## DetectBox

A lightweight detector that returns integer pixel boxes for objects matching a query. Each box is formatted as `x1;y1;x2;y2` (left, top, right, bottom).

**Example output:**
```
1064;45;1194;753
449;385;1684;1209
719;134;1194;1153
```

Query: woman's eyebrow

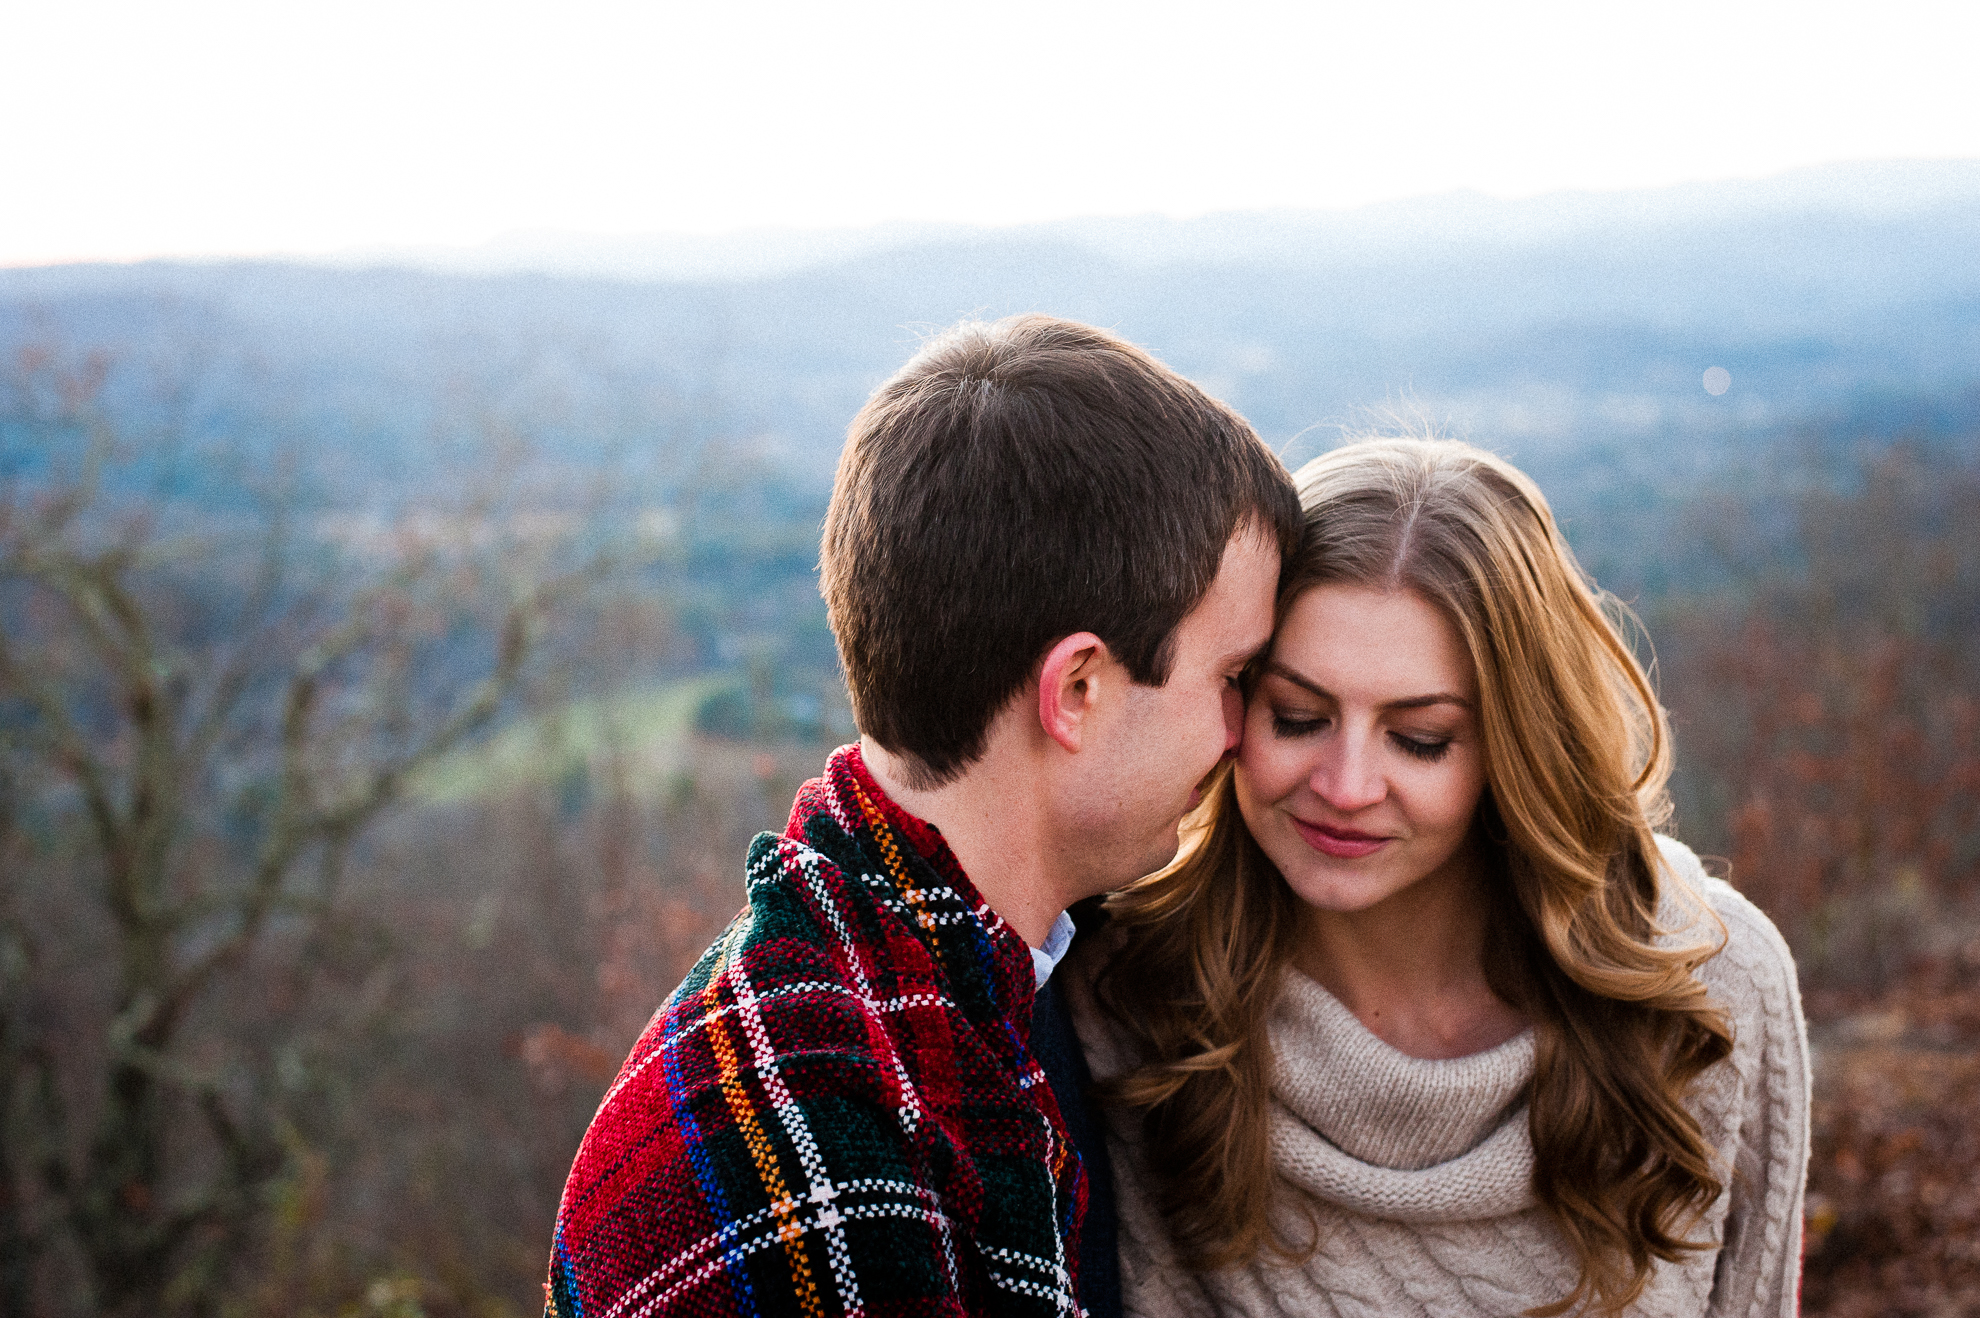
1387;693;1473;711
1261;660;1472;711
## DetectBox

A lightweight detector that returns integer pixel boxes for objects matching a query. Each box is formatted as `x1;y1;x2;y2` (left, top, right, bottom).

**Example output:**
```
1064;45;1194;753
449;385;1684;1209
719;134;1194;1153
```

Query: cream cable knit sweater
1070;836;1810;1318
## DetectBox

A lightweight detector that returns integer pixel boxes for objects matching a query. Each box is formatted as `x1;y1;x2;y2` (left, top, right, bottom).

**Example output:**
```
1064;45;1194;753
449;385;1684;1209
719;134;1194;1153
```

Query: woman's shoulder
1652;834;1802;1019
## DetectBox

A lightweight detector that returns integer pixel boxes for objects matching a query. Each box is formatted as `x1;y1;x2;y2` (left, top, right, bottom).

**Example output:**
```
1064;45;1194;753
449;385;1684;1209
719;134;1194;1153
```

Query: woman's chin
1278;866;1409;916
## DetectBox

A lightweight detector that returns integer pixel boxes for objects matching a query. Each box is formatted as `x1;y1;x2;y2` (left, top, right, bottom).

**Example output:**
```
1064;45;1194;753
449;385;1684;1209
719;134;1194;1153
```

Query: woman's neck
1292;854;1527;1061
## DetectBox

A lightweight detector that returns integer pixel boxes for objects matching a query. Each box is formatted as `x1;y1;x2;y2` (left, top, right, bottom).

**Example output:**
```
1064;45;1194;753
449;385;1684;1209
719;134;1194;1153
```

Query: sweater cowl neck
1267;971;1538;1223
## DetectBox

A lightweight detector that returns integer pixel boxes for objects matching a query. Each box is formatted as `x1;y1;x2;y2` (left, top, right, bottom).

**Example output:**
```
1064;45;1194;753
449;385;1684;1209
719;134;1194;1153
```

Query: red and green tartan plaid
544;744;1088;1317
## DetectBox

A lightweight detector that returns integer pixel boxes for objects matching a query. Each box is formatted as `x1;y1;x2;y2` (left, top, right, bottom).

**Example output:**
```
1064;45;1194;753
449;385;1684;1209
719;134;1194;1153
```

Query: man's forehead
1182;529;1279;648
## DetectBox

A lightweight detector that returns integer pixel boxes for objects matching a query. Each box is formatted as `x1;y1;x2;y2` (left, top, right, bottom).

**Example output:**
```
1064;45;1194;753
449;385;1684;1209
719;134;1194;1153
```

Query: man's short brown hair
821;315;1301;787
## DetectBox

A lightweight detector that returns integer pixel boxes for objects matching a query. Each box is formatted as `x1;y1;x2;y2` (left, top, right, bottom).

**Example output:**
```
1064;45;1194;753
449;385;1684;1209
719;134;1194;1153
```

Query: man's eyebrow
1261;659;1472;711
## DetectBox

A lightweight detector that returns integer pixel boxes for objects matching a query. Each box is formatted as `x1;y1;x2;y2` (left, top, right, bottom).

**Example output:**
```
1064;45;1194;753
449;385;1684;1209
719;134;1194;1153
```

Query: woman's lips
1290;817;1391;859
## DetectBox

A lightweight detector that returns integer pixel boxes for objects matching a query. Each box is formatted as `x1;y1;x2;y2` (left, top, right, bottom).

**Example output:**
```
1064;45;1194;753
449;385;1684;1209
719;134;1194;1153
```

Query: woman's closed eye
1269;707;1456;762
1270;708;1329;738
1389;731;1454;762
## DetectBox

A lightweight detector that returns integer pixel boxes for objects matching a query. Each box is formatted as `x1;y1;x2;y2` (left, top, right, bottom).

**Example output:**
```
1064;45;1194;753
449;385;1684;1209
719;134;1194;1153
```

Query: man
545;315;1299;1317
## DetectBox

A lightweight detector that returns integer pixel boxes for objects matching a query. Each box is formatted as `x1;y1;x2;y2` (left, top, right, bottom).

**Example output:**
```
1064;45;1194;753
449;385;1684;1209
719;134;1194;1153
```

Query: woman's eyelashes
1266;705;1456;762
1389;732;1454;762
1271;712;1325;738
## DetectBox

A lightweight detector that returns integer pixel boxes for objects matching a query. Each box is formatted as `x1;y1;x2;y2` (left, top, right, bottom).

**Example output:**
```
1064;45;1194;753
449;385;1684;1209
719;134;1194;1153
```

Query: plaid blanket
544;744;1087;1317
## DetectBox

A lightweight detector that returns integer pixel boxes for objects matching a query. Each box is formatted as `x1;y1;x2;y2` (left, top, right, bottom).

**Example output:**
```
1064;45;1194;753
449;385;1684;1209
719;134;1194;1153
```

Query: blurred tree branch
0;345;611;1316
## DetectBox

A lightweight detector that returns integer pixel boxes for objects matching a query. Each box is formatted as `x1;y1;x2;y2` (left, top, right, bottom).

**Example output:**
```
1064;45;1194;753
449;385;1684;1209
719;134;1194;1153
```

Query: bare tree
0;347;603;1316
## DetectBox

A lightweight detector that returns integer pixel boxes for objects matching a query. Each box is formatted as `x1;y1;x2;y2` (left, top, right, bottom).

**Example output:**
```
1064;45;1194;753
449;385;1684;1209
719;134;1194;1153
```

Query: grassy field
409;676;737;805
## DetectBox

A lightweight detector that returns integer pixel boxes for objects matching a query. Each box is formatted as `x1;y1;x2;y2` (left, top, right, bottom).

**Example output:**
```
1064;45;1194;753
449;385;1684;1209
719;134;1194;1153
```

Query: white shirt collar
1030;910;1078;988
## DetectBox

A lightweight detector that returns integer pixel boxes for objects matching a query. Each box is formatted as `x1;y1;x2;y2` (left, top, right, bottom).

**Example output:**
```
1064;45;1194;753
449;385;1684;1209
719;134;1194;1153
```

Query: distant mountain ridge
302;158;1980;282
4;157;1977;591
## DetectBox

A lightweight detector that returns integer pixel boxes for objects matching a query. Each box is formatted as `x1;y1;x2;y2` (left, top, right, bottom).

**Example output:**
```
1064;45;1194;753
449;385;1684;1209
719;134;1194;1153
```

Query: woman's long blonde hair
1096;438;1733;1317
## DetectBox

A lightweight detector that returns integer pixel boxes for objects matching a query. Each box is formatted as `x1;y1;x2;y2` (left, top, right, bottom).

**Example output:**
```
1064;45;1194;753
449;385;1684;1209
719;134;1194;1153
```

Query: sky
6;0;1980;266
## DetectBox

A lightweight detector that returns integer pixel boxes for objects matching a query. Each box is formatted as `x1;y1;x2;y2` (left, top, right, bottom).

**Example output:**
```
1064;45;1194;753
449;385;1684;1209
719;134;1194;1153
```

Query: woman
1070;438;1808;1317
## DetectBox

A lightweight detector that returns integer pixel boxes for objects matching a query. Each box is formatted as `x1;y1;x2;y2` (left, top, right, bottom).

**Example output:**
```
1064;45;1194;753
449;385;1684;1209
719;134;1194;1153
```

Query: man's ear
1036;632;1108;755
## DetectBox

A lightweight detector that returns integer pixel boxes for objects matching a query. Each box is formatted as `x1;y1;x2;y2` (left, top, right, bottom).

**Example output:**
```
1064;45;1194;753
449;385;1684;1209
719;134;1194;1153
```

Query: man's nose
1221;683;1244;755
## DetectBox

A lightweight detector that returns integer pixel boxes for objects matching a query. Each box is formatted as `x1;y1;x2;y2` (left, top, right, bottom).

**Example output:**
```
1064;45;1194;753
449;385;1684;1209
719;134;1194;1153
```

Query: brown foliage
1664;444;1980;985
1802;948;1980;1316
1658;441;1980;1314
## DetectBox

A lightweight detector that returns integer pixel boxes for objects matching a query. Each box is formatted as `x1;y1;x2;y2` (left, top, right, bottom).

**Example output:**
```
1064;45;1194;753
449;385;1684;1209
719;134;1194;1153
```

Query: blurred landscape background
4;158;1979;1316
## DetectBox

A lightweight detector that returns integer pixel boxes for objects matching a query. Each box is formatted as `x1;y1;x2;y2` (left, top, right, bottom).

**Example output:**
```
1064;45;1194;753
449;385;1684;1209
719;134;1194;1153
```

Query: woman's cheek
1429;750;1488;833
1248;735;1301;800
1236;710;1274;779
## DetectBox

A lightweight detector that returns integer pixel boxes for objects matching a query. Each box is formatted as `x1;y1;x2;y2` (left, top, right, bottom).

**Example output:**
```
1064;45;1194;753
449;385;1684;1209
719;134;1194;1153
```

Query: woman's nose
1309;735;1386;812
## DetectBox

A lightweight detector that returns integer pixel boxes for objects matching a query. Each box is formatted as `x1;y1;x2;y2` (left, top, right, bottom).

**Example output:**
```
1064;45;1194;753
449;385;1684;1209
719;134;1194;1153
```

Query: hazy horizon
11;155;1980;284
